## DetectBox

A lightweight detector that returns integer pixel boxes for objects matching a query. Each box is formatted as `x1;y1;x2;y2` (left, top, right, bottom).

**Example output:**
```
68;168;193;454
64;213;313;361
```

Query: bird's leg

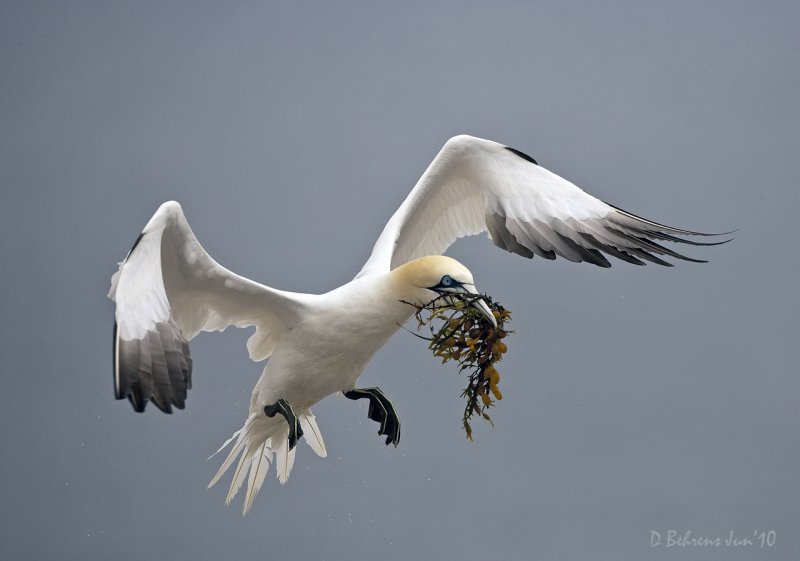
344;387;401;447
264;398;304;451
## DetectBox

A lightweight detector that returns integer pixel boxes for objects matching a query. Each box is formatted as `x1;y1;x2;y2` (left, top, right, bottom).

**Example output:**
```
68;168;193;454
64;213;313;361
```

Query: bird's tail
208;408;327;515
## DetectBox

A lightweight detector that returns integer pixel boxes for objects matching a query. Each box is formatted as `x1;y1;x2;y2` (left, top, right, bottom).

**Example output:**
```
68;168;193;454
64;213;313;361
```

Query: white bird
108;134;724;514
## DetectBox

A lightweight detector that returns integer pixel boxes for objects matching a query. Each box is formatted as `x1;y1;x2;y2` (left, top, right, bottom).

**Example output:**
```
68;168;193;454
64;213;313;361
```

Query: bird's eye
429;274;462;293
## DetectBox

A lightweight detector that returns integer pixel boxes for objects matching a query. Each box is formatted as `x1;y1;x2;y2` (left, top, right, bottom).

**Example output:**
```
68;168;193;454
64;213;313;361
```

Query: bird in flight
108;135;726;514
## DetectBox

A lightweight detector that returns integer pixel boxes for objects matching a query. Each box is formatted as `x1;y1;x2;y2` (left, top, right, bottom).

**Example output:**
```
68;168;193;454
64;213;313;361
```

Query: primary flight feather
108;134;725;514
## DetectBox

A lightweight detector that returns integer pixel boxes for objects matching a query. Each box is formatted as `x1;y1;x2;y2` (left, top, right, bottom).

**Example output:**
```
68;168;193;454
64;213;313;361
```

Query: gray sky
1;1;798;559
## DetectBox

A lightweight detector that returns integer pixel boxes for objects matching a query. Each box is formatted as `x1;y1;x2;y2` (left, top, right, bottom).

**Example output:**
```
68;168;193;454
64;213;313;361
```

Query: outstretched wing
356;135;727;277
108;201;306;413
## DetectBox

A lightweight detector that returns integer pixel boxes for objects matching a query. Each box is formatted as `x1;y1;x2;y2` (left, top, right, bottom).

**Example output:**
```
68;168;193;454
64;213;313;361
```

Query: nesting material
409;294;512;440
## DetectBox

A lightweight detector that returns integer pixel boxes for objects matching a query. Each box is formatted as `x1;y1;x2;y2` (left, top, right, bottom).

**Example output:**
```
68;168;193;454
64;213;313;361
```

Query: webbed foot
344;387;401;447
264;398;304;451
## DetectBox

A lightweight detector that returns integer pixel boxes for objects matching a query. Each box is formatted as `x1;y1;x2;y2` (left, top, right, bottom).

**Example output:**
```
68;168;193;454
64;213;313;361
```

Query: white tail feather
226;450;251;505
299;411;327;457
208;409;326;514
208;423;251;489
273;431;291;484
208;428;242;460
245;452;259;507
243;442;270;515
248;444;271;508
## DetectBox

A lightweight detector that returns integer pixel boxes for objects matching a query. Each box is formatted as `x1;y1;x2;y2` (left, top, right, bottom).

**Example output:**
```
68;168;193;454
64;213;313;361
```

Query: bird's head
390;255;497;328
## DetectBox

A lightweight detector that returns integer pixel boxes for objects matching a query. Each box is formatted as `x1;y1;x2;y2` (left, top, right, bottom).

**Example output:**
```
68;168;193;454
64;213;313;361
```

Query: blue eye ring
428;275;462;293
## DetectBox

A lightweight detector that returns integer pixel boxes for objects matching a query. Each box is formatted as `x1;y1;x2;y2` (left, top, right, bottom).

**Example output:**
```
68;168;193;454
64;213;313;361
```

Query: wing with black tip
108;202;306;413
356;135;728;277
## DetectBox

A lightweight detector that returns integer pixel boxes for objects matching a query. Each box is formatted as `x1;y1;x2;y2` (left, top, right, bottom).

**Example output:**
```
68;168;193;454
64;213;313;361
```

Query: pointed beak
465;286;497;329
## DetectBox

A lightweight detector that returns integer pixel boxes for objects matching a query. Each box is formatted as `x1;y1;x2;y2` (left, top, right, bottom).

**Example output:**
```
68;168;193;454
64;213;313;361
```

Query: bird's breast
253;288;415;411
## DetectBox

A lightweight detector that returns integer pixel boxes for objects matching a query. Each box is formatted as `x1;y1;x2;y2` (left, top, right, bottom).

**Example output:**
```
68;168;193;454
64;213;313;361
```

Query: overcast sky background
1;2;798;560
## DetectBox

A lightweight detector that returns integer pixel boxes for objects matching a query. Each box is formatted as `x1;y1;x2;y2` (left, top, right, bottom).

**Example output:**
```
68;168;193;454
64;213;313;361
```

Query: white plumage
109;135;724;514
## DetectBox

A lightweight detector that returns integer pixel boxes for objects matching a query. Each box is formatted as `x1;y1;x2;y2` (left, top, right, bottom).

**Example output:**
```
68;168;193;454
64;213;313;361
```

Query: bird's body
109;135;726;513
252;270;419;411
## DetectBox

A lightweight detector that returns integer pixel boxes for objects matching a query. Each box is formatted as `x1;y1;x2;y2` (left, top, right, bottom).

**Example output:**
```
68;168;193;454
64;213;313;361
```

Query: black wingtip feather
577;233;647;266
125;232;145;259
605;201;733;238
114;319;192;415
505;146;539;165
653;231;735;247
113;320;121;399
128;388;147;413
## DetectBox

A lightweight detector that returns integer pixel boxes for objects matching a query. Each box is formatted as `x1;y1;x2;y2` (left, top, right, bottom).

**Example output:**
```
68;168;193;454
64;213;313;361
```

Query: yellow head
390;256;496;327
391;255;473;290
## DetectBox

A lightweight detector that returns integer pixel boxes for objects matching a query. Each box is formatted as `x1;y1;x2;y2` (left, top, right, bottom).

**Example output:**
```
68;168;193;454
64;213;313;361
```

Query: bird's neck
323;272;420;330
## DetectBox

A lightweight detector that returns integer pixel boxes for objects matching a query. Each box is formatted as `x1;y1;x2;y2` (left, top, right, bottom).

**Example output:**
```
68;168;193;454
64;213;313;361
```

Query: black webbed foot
344;387;401;447
264;398;304;451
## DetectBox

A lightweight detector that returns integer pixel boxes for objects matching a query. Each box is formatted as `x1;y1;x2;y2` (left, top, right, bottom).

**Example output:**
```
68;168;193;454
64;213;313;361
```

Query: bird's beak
464;286;497;329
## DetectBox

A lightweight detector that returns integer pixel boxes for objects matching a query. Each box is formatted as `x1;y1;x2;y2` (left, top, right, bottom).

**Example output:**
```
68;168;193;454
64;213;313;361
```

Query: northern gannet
108;135;725;513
